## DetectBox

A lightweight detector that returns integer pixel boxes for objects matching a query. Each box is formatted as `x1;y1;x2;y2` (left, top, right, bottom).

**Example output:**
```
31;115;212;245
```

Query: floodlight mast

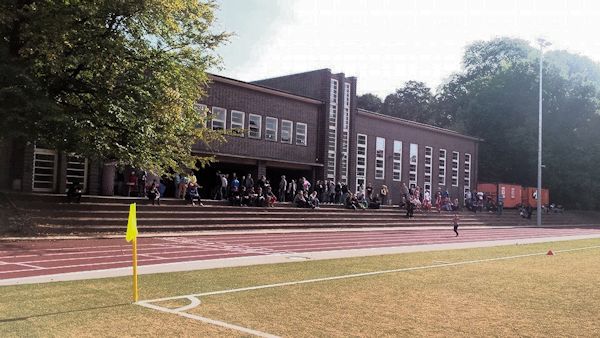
537;38;551;226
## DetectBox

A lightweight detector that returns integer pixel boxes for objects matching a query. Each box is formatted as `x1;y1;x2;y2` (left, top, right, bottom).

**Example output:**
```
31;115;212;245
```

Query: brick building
1;68;480;202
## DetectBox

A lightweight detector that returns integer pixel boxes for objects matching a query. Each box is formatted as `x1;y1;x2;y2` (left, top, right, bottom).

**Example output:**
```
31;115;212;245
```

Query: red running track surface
1;226;600;280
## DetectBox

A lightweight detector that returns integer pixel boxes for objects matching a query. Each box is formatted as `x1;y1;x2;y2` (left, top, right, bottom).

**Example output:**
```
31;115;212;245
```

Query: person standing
278;175;287;202
244;173;254;190
497;192;504;215
379;185;389;206
406;199;414;218
453;214;460;236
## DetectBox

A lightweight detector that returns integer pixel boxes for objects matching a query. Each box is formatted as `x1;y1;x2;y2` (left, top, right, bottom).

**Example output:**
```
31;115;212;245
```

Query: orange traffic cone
547;250;554;256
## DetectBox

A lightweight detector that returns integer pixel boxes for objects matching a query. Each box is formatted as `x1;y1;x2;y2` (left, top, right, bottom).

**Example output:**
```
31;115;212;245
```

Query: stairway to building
3;192;599;236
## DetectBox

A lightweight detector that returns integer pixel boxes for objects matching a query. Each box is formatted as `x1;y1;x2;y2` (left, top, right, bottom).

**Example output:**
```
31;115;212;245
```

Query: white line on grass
136;244;600;337
138;299;280;338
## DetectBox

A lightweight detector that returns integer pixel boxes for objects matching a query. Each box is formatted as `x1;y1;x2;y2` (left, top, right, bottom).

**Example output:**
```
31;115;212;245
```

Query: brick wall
354;110;479;204
195;78;323;166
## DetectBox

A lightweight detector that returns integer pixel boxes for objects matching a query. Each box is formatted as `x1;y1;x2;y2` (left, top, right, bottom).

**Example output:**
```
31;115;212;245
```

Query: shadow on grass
0;303;131;323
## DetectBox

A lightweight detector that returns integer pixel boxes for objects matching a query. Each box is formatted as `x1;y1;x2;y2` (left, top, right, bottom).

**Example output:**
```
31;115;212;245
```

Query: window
452;151;459;187
438;149;447;186
424;146;433;191
356;134;367;190
409;143;418;188
340;82;351;184
194;103;207;128
375;137;385;180
327;78;339;180
230;110;245;136
248;114;262;139
464;153;471;193
296;122;307;146
330;79;339;104
393;141;402;181
281;120;293;144
211;107;226;130
66;154;88;193
265;117;278;141
32;147;58;192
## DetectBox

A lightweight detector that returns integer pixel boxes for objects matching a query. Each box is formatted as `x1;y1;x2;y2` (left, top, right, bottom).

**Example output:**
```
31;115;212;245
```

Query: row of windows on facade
355;134;472;192
197;105;308;146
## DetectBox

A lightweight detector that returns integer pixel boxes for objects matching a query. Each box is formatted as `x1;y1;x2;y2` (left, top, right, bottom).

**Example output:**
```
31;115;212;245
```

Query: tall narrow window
424;146;433;191
211;107;226;130
409;143;418;188
452;151;459;187
438;149;447;186
296;122;307;146
66;154;88;193
464;153;472;193
32;147;58;192
327;78;339;180
230;110;245;136
265;117;278;141
356;134;367;189
393;141;402;181
248;114;262;139
340;82;351;184
375;137;385;180
281;120;293;144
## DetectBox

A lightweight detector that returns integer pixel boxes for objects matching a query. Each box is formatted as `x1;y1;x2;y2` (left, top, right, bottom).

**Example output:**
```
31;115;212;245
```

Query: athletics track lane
1;226;600;280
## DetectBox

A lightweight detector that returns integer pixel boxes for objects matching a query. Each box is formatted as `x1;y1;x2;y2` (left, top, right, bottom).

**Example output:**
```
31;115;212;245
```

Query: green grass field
2;239;600;337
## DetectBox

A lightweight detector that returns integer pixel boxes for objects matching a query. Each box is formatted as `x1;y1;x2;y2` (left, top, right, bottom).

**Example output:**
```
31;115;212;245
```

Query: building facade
1;68;480;202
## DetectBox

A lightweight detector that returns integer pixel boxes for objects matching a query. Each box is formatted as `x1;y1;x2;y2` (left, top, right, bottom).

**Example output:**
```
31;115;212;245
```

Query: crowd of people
102;169;557;220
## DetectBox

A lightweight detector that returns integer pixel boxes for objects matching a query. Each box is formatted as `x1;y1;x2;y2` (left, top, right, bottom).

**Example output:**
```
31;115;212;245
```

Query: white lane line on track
137;245;600;338
1;227;596;259
13;262;44;269
2;229;599;268
0;252;259;275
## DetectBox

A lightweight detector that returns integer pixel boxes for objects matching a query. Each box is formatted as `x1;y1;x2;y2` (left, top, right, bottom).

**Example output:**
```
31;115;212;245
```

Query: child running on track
453;214;460;236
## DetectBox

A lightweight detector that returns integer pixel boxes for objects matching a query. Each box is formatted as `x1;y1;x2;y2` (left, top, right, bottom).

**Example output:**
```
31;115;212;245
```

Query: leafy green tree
0;0;228;173
381;81;434;123
439;37;600;209
357;93;383;112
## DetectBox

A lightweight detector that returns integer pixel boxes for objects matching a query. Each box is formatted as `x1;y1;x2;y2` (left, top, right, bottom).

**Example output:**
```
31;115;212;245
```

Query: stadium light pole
537;38;551;227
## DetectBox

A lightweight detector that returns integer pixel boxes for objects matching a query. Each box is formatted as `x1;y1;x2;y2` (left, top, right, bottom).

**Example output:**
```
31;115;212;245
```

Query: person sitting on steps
147;180;161;205
187;182;203;206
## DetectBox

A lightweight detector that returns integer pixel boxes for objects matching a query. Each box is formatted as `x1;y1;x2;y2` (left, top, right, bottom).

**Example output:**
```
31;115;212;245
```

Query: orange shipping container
498;183;522;208
521;187;550;208
476;183;496;196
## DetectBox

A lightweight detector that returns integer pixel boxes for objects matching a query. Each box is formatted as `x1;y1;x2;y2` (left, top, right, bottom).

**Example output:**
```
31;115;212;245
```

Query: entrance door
32;148;58;192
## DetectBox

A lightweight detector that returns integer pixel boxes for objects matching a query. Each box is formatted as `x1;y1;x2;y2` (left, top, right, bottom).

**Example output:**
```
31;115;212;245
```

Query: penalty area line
136;244;600;337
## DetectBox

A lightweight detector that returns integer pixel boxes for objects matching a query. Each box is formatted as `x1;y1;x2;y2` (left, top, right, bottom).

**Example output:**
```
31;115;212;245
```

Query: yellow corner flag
126;203;138;242
126;203;139;302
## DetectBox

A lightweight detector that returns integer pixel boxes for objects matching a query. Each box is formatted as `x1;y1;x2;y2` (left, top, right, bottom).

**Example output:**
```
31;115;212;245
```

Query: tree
381;81;433;123
439;37;600;209
356;93;382;112
0;0;229;173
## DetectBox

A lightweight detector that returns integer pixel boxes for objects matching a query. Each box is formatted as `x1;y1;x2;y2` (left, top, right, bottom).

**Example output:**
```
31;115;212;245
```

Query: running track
2;226;600;281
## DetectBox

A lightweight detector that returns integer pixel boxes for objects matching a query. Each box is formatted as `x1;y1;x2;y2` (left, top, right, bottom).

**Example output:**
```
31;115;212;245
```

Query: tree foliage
439;38;600;209
0;0;228;173
356;93;382;112
381;81;434;123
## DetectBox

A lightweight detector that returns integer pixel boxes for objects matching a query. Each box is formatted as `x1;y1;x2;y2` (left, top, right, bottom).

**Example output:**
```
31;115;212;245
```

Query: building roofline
208;74;324;105
250;68;332;83
357;108;483;142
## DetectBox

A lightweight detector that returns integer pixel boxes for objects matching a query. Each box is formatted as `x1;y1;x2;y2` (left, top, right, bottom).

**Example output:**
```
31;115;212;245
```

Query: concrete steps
3;191;598;235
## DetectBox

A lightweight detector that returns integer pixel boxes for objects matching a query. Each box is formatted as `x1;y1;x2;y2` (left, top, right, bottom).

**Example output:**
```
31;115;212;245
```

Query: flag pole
132;237;139;302
126;202;139;303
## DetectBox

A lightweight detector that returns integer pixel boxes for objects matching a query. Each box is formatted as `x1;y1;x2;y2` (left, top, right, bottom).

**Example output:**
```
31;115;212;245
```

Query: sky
211;0;600;97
